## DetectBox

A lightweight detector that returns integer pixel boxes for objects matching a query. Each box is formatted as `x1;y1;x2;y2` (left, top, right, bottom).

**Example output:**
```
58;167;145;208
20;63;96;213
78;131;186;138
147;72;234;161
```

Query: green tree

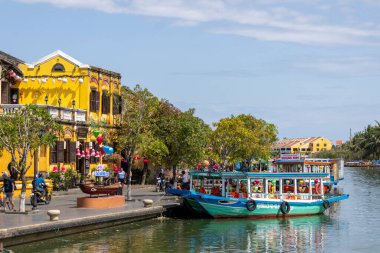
117;85;159;199
155;100;211;184
0;105;61;212
210;114;278;167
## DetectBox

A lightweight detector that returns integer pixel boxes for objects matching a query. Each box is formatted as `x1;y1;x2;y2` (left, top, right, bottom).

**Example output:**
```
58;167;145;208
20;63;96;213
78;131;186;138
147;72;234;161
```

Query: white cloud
15;0;380;46
294;57;380;76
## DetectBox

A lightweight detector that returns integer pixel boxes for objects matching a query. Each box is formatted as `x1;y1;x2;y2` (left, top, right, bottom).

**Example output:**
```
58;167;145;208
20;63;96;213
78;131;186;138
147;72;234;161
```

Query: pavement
0;184;179;246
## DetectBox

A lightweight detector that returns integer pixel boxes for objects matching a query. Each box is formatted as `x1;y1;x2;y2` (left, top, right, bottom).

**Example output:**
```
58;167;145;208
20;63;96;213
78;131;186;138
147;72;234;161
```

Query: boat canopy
189;171;329;179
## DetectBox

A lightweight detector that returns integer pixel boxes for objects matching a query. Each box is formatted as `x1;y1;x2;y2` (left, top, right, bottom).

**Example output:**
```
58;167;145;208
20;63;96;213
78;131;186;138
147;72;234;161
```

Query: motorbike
156;177;166;192
30;185;52;205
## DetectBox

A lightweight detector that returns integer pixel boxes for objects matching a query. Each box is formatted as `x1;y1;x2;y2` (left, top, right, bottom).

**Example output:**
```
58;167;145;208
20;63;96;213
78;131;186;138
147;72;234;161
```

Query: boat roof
190;171;329;179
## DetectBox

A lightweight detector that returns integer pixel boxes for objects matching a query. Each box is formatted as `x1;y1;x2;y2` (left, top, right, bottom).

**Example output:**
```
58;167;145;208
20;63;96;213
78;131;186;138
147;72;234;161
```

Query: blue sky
1;0;380;142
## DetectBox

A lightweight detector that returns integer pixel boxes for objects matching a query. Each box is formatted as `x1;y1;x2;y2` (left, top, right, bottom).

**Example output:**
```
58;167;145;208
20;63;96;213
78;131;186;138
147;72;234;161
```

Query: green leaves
0;104;62;175
209;114;278;166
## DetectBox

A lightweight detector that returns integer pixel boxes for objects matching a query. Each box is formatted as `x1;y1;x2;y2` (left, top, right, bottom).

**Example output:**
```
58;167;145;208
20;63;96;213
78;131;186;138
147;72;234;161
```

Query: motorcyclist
35;173;46;198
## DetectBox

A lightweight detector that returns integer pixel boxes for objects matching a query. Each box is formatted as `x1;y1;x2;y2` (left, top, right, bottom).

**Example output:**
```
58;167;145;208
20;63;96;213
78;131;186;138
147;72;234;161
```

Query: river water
10;167;380;253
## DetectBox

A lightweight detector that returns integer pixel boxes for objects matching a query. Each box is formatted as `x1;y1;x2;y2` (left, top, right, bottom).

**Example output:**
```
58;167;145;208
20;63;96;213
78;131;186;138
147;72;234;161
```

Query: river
10;167;380;253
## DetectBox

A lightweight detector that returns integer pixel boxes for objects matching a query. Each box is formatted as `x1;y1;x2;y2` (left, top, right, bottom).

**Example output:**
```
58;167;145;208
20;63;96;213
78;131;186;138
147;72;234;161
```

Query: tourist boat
271;154;345;187
79;183;120;195
181;171;348;218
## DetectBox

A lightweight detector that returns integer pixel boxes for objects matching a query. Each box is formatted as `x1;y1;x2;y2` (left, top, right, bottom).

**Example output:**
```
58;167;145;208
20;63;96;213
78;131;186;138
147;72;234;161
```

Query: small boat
182;171;349;219
79;183;120;195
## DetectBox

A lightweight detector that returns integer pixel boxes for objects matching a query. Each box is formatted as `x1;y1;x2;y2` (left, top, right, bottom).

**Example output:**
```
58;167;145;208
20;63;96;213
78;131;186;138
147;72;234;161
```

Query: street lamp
44;95;48;105
33;129;45;210
58;98;61;107
72;100;76;108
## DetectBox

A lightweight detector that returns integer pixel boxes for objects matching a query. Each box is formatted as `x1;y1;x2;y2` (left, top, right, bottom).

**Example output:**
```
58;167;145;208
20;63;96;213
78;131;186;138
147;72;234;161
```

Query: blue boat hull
184;193;349;219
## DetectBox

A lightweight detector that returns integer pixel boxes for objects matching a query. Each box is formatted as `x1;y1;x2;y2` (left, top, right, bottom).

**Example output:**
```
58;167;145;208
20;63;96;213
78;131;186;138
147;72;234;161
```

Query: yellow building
273;137;333;154
0;50;121;177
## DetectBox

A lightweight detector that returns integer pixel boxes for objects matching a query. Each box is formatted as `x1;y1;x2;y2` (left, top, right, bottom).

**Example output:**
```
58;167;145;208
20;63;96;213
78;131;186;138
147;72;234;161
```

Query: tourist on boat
314;179;322;194
284;180;291;193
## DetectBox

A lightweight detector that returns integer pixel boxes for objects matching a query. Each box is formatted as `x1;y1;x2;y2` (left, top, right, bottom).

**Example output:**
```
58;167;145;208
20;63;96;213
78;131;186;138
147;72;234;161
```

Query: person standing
2;172;15;211
117;169;126;195
181;170;190;190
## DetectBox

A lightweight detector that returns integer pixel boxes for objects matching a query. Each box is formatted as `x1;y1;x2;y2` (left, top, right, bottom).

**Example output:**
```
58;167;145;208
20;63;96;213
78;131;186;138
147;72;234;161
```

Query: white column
247;178;251;198
309;179;312;200
294;179;298;195
265;179;268;197
222;178;226;197
190;175;193;191
320;178;324;196
279;179;283;196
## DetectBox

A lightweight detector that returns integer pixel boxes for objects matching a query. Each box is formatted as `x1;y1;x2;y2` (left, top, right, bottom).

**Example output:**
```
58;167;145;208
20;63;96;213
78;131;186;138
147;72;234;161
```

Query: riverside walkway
0;185;179;247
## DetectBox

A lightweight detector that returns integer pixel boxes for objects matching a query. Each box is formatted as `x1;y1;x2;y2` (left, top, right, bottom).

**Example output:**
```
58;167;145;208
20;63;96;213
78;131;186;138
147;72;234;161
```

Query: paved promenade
0;185;178;247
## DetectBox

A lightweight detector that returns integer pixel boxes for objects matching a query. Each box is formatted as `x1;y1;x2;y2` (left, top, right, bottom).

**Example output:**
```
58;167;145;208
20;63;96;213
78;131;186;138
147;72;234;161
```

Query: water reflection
12;215;330;253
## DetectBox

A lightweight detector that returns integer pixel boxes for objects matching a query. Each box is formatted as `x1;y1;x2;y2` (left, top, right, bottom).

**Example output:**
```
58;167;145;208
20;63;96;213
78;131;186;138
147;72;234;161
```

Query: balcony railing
0;104;87;123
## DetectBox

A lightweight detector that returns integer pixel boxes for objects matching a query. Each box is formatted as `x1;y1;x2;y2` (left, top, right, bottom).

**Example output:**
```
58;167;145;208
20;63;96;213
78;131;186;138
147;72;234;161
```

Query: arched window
52;63;65;72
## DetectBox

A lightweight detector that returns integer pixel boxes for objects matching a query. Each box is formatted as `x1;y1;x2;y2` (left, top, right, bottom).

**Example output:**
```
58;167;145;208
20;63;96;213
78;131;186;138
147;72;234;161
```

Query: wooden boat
181;171;349;219
79;183;120;195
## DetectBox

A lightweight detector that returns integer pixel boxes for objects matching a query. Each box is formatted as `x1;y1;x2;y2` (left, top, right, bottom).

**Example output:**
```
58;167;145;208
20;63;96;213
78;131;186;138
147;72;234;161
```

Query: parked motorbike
30;185;52;205
156;177;166;192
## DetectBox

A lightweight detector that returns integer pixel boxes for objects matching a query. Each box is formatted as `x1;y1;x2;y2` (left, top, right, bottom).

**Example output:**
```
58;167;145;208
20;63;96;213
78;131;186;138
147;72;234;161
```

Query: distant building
272;137;333;154
336;140;343;146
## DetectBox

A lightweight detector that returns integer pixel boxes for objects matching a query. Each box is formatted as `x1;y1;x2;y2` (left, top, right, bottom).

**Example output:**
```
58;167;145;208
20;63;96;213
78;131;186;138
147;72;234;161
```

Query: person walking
2;172;15;211
117;169;126;195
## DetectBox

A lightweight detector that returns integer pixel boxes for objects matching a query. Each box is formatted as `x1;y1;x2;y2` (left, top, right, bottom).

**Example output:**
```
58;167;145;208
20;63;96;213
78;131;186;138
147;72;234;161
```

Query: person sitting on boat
268;181;273;194
315;179;322;195
284;180;291;193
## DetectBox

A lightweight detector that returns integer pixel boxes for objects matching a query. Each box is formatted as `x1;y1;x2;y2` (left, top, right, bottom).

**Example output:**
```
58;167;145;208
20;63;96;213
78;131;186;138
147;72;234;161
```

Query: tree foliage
154;100;211;180
314;122;380;160
209;114;278;166
117;85;159;196
0;105;61;211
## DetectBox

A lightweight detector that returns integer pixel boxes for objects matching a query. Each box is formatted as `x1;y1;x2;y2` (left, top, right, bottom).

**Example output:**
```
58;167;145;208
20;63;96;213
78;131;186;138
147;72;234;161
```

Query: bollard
142;199;153;208
47;210;61;221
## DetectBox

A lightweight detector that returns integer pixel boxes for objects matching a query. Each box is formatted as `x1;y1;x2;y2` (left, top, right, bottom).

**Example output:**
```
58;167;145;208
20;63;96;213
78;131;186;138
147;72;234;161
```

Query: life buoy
246;200;257;212
280;201;290;214
322;200;330;209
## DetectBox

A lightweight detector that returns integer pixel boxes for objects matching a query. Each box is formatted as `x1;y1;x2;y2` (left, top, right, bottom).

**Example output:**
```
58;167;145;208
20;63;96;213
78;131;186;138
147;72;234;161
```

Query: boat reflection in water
11;214;329;253
192;215;328;253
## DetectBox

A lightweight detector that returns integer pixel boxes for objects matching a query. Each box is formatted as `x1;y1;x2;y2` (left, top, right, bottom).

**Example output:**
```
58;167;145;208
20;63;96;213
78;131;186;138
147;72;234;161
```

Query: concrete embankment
0;186;182;247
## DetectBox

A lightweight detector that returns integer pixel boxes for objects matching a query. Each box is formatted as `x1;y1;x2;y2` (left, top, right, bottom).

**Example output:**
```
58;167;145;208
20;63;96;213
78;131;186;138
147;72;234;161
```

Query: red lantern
143;158;148;164
196;163;201;169
96;136;103;145
61;166;66;172
81;150;85;158
86;151;90;158
76;148;81;156
95;151;100;158
213;164;219;169
91;149;96;156
52;166;58;172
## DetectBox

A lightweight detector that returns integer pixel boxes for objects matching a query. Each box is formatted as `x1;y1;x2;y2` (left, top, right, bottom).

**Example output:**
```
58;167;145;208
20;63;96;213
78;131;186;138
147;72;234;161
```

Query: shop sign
94;171;109;177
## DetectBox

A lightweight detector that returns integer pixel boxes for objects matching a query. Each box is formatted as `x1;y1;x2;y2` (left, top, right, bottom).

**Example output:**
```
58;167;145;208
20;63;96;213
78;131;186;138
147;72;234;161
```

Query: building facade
0;50;122;177
273;137;333;154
